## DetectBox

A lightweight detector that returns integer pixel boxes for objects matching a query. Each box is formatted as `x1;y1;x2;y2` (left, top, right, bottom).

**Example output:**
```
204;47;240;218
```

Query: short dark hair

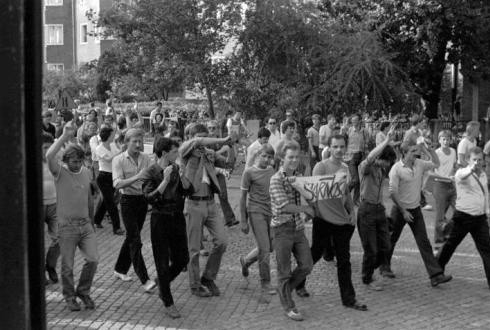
400;141;416;155
156;101;162;106
42;132;54;144
62;143;85;163
379;145;397;164
189;123;208;137
328;134;346;147
99;126;114;142
281;120;295;134
258;127;271;139
129;113;138;121
379;121;390;132
153;136;179;158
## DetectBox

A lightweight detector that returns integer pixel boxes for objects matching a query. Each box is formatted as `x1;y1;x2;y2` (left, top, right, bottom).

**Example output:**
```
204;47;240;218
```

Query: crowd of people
41;101;490;322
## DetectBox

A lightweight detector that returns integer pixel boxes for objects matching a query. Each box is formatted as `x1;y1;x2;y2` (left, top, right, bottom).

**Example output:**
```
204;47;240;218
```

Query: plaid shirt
269;167;304;230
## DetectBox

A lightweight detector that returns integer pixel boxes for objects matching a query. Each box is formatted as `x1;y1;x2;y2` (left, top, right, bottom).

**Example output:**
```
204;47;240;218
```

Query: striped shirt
269;167;304;230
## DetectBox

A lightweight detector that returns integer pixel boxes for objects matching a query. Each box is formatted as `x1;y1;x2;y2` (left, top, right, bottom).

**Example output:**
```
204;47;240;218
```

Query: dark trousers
357;202;391;284
348;152;363;204
437;211;490;287
94;171;121;232
386;206;442;278
151;210;189;307
297;219;356;306
114;195;149;284
217;173;236;224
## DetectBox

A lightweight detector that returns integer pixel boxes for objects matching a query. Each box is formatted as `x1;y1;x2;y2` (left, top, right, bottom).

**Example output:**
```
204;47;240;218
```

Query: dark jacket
141;163;185;212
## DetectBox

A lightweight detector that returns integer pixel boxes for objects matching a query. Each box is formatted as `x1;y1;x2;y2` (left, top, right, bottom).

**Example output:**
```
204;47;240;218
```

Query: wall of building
76;0;101;66
44;0;74;70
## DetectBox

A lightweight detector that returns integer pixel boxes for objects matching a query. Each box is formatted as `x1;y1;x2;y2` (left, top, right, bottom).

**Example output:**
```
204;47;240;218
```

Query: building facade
43;0;115;71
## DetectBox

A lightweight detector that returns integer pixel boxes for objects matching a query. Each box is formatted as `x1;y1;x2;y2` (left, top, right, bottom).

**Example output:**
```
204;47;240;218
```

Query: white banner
294;173;349;202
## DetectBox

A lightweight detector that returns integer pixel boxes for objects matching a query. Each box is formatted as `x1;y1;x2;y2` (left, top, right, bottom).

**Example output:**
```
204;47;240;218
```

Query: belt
360;199;383;206
188;195;214;201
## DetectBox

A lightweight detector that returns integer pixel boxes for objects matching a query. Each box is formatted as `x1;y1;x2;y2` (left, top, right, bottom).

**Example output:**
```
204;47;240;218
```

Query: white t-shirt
319;124;333;149
267;128;281;151
457;137;476;165
245;140;262;169
435;147;456;178
95;143;121;173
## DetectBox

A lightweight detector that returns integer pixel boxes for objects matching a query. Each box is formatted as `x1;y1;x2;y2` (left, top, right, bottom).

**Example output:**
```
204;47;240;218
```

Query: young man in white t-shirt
433;130;457;249
457;121;480;167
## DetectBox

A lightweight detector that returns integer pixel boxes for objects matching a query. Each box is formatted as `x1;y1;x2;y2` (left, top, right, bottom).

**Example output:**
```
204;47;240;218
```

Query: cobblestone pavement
46;176;490;329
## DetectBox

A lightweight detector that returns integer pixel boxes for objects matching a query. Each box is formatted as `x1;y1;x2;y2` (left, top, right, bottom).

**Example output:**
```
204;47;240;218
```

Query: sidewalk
46;175;490;329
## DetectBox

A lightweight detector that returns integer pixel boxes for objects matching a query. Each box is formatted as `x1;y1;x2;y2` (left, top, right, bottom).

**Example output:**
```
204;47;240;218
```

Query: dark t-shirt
42;123;56;138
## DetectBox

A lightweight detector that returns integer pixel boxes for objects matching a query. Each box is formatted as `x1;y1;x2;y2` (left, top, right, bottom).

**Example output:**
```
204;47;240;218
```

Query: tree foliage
92;0;243;118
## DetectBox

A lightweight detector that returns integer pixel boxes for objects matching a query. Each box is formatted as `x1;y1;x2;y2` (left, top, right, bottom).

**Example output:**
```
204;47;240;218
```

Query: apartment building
43;0;115;71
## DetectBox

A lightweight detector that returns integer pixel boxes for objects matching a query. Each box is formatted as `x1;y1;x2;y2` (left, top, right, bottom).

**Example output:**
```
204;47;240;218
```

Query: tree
320;0;490;119
92;0;243;118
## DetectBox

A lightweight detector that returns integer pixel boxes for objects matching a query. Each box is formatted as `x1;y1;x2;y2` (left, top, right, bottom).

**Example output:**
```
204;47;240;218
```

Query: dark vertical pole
0;0;45;329
25;0;46;327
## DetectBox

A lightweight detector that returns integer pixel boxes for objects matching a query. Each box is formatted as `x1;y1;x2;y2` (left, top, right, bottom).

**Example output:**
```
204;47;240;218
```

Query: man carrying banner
269;141;314;321
357;126;397;290
294;134;367;311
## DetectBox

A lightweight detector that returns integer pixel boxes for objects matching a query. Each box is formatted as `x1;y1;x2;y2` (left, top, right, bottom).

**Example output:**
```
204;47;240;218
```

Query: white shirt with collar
267;127;281;151
455;166;489;216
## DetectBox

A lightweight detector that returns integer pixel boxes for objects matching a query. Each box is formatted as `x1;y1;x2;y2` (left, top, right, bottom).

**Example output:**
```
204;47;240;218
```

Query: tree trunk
205;85;215;119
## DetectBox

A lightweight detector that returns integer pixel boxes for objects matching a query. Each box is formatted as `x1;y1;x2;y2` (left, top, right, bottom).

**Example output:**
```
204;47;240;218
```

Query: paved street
46;175;490;330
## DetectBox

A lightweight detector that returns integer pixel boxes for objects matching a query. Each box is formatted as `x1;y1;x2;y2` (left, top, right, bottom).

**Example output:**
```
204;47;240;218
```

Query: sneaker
165;305;181;319
431;274;453;287
296;287;310;298
113;228;125;236
240;257;249;278
285;308;304;321
114;271;133;282
201;277;220;296
65;298;81;311
143;279;157;293
365;280;383;291
46;266;58;283
76;293;95;309
191;285;212;298
380;268;396;279
261;283;276;295
422;204;433;211
200;249;209;257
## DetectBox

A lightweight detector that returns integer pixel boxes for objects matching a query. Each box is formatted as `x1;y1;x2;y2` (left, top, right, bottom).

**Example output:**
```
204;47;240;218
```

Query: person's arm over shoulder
141;166;162;205
454;166;473;181
358;159;370;176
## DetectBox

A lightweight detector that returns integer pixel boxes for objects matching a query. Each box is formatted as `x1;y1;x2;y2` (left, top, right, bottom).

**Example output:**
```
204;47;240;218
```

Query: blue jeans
432;181;456;244
185;199;227;289
272;222;313;311
58;218;99;299
244;212;272;285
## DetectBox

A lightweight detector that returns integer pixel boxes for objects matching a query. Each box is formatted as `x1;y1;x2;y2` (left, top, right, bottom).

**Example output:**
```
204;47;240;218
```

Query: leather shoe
240;257;249;277
344;301;368;311
165;305;181;319
113;228;125;236
46;266;58;283
201;277;220;296
431;274;452;287
296;288;310;298
191;285;212;298
76;293;95;309
66;298;81;311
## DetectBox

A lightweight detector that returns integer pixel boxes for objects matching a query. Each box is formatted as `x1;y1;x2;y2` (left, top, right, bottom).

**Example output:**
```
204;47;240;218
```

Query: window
47;63;64;72
45;0;63;5
80;24;88;44
79;0;86;7
45;25;63;45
